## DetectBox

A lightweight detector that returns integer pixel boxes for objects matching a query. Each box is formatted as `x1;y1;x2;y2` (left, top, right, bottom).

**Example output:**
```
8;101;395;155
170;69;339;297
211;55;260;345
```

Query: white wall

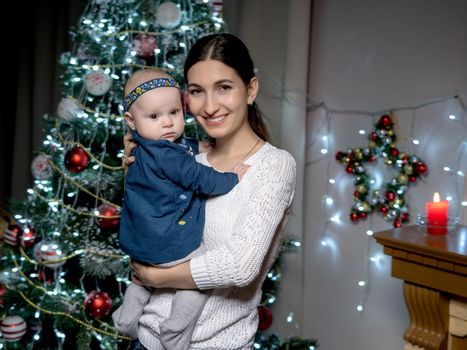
225;1;467;349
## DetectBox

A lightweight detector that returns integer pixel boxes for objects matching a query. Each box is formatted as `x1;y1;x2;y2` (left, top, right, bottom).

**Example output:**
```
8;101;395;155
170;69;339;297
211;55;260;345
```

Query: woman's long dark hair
184;33;271;142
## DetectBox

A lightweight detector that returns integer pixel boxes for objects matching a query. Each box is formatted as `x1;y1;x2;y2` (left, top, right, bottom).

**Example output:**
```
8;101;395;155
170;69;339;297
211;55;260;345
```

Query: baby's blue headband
123;78;180;112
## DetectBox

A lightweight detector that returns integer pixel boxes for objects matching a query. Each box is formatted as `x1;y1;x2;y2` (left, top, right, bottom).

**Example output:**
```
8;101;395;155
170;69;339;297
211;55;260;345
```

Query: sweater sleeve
157;143;238;195
190;150;297;289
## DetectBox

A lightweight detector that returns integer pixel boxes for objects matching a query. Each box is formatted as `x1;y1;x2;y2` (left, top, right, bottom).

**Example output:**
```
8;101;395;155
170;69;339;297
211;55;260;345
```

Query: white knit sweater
138;143;296;350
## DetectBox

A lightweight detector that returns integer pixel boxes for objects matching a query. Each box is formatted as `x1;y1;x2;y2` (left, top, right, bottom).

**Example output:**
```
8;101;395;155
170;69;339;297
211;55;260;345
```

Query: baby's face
129;87;185;142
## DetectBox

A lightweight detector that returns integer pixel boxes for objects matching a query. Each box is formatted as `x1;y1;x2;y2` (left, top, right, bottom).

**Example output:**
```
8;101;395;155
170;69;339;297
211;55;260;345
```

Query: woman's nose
204;93;219;116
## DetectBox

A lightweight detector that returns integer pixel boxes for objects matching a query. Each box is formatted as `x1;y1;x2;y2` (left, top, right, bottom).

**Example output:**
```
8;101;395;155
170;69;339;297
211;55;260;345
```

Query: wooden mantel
374;224;467;350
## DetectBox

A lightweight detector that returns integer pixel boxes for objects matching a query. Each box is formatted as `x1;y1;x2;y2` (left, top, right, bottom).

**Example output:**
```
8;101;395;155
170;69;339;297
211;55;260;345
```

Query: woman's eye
219;84;232;92
188;88;201;95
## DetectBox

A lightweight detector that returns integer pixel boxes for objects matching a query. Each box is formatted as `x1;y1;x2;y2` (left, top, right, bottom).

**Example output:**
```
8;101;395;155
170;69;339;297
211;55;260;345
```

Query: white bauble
39;241;66;270
84;69;112;96
31;154;53;180
57;97;81;121
0;315;27;342
155;2;182;29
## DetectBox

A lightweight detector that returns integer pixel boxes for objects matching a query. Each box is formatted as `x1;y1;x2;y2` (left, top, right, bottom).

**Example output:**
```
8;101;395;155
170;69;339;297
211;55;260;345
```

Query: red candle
425;192;448;235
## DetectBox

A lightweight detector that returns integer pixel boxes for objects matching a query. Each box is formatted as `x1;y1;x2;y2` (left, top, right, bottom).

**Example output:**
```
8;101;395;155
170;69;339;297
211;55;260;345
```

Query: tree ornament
257;305;273;331
84;290;113;319
336;114;427;226
4;224;22;247
84;69;112;96
210;0;224;17
33;241;45;263
64;145;90;173
20;225;37;249
95;204;120;230
31;154;53;180
155;1;182;29
56;97;82;121
132;33;157;58
39;242;66;270
0;315;27;342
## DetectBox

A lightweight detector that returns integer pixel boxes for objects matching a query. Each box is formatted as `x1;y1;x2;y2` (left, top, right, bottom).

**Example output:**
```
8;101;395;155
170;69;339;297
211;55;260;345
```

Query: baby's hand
231;163;250;181
122;132;137;172
199;139;214;153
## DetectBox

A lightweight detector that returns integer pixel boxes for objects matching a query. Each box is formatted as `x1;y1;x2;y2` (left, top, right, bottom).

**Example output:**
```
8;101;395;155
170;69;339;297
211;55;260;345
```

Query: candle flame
433;192;440;202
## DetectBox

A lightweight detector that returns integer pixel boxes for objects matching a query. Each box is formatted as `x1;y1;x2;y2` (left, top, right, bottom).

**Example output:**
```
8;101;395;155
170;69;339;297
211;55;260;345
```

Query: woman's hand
131;261;197;289
122;132;137;171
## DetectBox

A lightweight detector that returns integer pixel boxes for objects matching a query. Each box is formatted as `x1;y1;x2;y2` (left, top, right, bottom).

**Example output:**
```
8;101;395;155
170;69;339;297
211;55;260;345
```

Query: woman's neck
208;129;264;172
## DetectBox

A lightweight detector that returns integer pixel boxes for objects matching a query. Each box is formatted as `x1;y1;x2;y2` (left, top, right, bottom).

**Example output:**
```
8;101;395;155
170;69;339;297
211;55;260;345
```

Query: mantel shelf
374;224;467;350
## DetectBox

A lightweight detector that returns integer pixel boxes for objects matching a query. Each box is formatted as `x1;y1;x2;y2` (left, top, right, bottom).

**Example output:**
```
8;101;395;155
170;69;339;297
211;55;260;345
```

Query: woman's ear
247;77;259;105
124;112;136;130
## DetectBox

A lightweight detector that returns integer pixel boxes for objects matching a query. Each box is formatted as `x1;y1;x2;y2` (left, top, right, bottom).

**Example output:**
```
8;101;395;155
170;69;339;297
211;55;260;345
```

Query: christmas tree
0;1;317;349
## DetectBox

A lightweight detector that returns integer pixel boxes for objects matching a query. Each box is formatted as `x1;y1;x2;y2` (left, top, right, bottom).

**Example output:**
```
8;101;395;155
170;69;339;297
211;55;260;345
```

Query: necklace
230;138;262;170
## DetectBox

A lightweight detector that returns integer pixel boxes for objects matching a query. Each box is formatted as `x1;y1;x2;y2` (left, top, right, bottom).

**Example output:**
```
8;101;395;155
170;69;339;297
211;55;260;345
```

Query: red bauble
20;226;37;249
380;205;389;214
335;151;345;161
386;191;396;201
379;114;393;128
408;175;417;183
359;212;367;220
84;290;112;319
95;204;120;230
350;212;359;222
257;305;273;331
389;148;399;157
400;212;409;223
345;165;354;174
132;33;157;58
64;146;89;173
415;161;428;175
393;218;402;228
370;132;378;141
4;224;22;247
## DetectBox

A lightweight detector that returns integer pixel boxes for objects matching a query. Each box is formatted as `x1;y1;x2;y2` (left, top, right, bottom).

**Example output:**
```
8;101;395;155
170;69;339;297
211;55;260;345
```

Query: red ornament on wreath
95;204;120;230
84;290;112;319
4;224;22;247
132;33;157;58
257;305;273;331
64;146;89;173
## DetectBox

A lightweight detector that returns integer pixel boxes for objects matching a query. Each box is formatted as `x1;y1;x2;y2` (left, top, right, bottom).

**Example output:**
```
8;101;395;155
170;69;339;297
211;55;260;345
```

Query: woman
122;33;296;350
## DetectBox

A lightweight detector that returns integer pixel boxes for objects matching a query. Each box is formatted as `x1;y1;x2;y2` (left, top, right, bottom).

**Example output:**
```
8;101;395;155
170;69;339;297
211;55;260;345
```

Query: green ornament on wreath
336;114;428;228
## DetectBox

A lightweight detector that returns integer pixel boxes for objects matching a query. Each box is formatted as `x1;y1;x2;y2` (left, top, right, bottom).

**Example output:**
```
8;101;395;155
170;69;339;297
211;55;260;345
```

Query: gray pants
112;245;208;350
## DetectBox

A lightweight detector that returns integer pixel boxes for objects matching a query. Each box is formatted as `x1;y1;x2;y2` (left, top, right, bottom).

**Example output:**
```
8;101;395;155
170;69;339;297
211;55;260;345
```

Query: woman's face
186;59;258;140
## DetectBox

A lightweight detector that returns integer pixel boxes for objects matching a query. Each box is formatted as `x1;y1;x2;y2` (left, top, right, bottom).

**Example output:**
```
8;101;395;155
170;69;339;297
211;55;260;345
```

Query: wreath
336;114;428;227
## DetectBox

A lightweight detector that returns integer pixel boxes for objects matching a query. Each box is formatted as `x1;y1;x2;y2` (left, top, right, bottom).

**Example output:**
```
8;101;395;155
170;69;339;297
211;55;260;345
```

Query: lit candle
425;192;448;235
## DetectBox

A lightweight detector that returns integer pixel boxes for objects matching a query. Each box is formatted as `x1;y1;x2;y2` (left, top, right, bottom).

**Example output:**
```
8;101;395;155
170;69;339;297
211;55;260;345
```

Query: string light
308;94;467;314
